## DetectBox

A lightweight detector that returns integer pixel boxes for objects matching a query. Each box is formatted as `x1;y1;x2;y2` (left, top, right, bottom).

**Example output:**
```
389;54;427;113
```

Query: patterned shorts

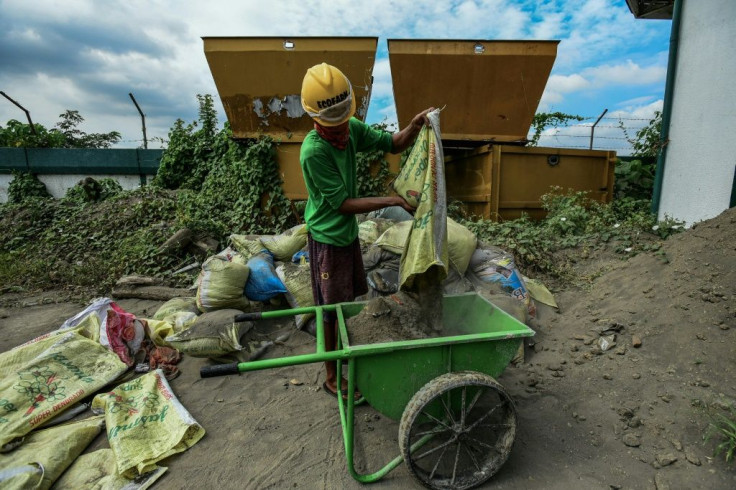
308;235;368;322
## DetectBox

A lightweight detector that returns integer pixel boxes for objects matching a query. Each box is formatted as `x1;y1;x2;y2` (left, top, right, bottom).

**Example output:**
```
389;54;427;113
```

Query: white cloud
583;60;666;85
0;0;671;147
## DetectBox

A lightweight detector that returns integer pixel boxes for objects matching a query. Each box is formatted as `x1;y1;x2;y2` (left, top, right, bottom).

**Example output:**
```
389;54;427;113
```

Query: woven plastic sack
0;332;127;450
275;263;314;330
59;297;113;330
0;313;101;379
391;124;433;208
244;251;287;302
92;369;205;477
358;219;395;248
0;415;105;490
196;255;251;312
54;448;166;490
228;234;267;259
143;319;175;348
152;297;199;331
445;218;477;274
164;309;250;358
214;246;249;266
153;297;199;321
259;224;308;262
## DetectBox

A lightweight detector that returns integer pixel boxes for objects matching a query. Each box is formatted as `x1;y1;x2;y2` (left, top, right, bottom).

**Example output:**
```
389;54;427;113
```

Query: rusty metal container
202;37;616;213
445;145;616;220
387;39;615;219
388;39;558;143
203;37;379;142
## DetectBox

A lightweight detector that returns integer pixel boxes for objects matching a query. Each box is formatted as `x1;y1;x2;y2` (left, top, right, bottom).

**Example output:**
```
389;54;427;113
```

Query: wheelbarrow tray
340;292;534;420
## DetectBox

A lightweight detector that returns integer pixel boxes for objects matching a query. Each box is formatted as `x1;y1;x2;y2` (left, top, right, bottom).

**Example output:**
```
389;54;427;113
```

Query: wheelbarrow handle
200;362;240;378
234;312;263;322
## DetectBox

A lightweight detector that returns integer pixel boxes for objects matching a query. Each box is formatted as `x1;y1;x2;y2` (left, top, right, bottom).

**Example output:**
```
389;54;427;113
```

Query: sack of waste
53;297;146;367
165;309;252;358
390;120;437;209
259;224;308;262
0;415;105;490
367;205;413;222
196;255;251;313
152;297;199;331
213;246;249;266
228;234;266;259
358;218;396;249
0;331;127;450
0;312;101;378
53;448;167;490
244;251;287;302
468;243;536;318
275;262;314;330
375;217;476;276
92;369;205;477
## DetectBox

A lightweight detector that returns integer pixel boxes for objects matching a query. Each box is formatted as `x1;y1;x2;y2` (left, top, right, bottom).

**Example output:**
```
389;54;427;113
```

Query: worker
300;62;432;400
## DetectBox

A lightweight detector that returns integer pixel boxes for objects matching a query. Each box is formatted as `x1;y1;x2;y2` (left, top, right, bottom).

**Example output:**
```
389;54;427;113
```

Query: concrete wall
659;0;736;225
0;174;152;201
0;148;163;202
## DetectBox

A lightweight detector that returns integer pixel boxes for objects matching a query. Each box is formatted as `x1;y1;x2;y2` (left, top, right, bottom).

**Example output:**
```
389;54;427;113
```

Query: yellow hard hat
301;63;356;127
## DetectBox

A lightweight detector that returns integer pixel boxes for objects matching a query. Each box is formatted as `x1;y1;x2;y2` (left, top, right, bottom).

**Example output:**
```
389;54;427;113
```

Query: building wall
0;174;152;202
0;148;162;202
659;0;736;225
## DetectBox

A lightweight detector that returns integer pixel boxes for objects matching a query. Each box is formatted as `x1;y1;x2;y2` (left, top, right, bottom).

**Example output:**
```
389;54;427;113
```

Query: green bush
7;171;51;203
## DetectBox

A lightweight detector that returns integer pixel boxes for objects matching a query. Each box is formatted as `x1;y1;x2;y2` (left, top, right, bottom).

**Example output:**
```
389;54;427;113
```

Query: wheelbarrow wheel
398;371;517;490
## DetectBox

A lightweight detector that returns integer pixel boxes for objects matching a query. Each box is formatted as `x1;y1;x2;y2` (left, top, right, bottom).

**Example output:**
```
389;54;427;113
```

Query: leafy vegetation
460;189;682;282
705;411;736;464
0;186;191;292
528;112;585;147
153;94;294;241
0;110;121;148
7;171;51;203
1;96;680;295
614;111;662;200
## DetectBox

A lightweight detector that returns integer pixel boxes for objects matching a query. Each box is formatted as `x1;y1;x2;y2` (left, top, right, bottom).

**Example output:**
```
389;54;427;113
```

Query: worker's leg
323;316;339;391
308;235;367;395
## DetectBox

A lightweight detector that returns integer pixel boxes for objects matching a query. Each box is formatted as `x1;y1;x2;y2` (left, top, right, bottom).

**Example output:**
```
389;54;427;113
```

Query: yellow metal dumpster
202;37;616;215
387;38;616;220
203;36;391;200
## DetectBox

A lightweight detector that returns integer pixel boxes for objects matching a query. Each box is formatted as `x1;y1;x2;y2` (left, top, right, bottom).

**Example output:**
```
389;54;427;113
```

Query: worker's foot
322;380;362;402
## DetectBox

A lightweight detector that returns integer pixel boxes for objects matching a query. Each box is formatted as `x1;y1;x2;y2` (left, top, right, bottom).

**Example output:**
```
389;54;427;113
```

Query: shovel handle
200;362;240;378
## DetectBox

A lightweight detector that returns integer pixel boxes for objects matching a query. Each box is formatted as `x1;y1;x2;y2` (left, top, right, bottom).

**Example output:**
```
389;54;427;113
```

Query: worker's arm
339;196;414;214
391;107;435;154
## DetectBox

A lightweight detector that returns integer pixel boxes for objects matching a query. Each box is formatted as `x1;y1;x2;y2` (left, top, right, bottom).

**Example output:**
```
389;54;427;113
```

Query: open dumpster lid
203;37;378;142
388;39;559;143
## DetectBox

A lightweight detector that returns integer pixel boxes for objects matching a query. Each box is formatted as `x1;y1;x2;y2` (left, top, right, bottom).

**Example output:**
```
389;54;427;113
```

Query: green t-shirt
300;118;393;246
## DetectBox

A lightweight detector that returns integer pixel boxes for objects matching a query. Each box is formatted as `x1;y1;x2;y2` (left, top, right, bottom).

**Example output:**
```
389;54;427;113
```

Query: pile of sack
196;207;552;338
0;299;206;489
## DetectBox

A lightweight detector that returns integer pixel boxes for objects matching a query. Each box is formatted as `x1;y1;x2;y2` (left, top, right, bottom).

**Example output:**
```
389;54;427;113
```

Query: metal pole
0;91;37;135
128;92;147;149
589;108;608;150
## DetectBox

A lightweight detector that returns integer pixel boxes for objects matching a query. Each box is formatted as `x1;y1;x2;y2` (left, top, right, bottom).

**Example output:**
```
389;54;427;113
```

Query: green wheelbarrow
200;292;534;489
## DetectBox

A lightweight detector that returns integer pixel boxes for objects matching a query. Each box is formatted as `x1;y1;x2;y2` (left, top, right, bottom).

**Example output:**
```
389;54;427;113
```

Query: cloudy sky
0;0;672;154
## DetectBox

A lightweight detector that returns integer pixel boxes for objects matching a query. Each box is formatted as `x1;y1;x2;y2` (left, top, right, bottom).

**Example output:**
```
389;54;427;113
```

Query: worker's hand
410;107;435;130
393;196;416;214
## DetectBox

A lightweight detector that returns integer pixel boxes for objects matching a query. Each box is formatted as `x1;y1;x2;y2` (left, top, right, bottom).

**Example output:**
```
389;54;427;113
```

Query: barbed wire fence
534;115;656;153
116;115;653;153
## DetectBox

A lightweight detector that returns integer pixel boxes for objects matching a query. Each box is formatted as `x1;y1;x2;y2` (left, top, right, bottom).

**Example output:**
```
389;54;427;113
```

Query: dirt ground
1;207;734;489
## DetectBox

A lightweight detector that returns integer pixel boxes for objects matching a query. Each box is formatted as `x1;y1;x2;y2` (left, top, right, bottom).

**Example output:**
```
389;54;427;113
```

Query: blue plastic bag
244;251;287;301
